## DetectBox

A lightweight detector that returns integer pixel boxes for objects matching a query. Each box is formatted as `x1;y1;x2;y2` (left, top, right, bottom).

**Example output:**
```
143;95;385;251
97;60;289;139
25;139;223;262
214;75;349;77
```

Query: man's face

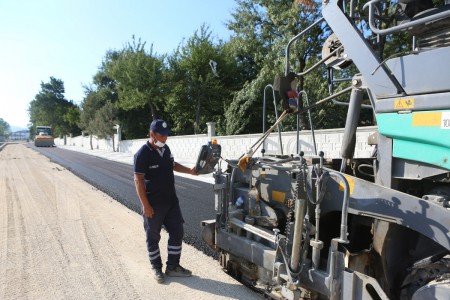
151;131;168;143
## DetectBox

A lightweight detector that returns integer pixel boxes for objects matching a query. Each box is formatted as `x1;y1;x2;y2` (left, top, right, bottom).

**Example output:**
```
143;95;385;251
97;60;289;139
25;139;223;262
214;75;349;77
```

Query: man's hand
143;205;154;218
174;162;198;175
134;173;154;217
190;166;198;176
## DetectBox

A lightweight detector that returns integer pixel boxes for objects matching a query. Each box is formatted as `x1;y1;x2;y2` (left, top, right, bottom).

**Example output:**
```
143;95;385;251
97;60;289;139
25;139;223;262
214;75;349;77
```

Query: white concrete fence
54;125;377;162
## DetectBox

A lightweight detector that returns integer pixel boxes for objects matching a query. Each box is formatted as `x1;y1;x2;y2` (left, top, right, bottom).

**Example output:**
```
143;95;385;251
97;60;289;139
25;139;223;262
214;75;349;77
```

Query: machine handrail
285;17;324;76
263;85;284;155
365;0;450;35
296;45;343;77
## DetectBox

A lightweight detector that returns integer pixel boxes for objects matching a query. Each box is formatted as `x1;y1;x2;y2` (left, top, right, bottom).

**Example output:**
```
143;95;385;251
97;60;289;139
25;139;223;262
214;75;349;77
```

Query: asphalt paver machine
201;0;450;299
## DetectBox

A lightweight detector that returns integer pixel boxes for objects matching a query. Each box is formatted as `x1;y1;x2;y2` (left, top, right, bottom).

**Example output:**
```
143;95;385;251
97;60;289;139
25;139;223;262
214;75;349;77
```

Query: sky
0;0;237;130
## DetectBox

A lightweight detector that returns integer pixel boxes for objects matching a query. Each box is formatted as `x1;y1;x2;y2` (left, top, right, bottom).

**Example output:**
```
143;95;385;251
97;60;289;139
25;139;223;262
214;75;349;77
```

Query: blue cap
150;119;171;135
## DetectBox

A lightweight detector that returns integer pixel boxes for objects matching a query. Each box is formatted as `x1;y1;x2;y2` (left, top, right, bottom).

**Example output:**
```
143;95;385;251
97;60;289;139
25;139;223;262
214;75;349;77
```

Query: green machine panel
377;111;450;170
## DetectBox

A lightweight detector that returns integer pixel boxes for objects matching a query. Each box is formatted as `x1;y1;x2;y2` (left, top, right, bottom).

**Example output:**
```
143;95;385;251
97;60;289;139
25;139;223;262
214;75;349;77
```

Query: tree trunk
112;133;115;152
149;102;156;120
195;90;201;134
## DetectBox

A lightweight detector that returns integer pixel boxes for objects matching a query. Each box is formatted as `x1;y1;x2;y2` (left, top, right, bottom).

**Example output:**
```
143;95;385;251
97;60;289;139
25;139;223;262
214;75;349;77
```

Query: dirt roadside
0;144;259;300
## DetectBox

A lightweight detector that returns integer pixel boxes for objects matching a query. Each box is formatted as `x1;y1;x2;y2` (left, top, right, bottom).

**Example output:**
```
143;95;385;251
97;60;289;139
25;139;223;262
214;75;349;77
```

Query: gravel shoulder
0;144;259;300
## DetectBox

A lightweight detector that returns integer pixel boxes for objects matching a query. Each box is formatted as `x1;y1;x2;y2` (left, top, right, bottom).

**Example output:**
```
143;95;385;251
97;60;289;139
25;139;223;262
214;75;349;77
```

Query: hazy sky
0;0;237;129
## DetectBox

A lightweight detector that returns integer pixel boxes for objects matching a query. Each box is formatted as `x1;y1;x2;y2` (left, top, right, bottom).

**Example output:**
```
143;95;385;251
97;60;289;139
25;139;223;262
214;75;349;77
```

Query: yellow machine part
34;136;54;147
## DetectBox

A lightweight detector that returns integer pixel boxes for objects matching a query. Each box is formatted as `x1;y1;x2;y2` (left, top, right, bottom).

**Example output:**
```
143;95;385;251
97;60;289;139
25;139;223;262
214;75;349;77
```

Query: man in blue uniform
134;119;197;283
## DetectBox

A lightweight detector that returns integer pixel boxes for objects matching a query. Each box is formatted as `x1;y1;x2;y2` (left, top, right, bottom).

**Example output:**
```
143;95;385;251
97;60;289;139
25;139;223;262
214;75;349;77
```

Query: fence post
206;122;216;141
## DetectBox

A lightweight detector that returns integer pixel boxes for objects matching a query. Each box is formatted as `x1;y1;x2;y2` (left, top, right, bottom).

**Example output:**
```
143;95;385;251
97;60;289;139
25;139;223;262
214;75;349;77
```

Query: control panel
195;141;221;174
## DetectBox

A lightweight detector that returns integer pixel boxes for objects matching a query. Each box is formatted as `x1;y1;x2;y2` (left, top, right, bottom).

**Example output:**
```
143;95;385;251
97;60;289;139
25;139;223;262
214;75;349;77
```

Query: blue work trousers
143;201;184;270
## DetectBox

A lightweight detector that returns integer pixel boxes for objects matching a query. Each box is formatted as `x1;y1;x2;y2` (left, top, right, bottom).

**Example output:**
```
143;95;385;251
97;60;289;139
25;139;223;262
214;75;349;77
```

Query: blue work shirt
134;141;176;206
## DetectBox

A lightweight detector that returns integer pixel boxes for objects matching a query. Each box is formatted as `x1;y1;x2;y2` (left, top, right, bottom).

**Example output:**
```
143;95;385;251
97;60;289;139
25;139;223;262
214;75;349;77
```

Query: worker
133;119;197;283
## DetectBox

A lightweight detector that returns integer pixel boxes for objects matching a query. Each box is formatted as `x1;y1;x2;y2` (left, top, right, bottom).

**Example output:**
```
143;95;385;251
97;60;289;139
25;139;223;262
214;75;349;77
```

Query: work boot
152;268;165;283
165;265;192;277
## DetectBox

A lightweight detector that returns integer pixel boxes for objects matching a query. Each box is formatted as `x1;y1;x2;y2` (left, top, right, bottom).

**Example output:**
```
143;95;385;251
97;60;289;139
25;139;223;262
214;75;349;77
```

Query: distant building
9;130;30;140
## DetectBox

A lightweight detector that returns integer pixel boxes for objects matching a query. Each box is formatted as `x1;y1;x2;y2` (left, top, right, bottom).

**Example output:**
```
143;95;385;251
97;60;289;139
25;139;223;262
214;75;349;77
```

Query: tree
223;0;327;134
80;47;150;142
0;118;10;138
105;37;165;120
80;48;122;149
64;106;81;134
28;77;81;137
224;67;274;134
98;49;152;139
165;25;240;135
93;100;118;151
79;87;104;149
80;74;122;149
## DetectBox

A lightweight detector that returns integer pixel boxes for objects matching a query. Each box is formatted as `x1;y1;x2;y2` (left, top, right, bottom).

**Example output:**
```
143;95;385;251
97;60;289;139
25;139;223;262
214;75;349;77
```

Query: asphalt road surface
30;144;218;257
0;143;260;300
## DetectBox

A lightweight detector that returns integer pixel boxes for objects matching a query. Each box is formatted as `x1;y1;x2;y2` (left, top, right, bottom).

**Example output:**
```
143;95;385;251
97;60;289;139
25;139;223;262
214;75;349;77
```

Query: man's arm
134;173;154;218
173;162;197;176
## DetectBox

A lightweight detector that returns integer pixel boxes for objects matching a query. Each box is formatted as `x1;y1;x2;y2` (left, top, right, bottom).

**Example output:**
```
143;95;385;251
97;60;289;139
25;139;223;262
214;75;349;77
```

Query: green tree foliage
79;87;102;136
79;87;102;149
224;0;328;134
105;37;165;119
224;66;274;134
28;77;81;137
93;100;118;151
90;58;119;143
116;105;152;139
64;106;81;132
94;100;117;138
0;118;10;138
80;47;152;141
79;72;119;149
165;25;240;135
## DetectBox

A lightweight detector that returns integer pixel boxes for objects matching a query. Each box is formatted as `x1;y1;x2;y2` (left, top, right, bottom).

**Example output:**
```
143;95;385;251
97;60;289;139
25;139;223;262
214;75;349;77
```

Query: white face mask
152;135;165;148
154;139;165;148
